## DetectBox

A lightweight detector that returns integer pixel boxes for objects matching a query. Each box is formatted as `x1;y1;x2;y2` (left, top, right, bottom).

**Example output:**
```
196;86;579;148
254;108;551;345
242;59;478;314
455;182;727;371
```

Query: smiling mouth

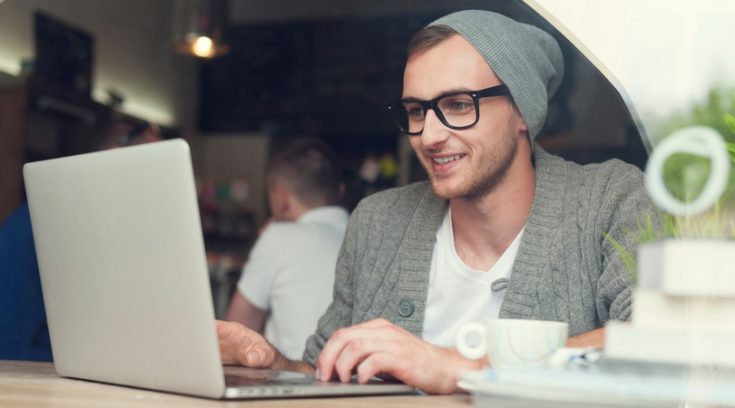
431;154;465;165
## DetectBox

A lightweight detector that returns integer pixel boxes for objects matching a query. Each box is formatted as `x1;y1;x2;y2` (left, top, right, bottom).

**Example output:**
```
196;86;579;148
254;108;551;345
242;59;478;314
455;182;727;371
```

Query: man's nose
420;109;450;147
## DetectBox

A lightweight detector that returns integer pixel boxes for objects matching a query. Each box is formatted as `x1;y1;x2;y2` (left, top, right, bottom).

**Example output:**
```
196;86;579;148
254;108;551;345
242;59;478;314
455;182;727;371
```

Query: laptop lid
24;139;415;399
24;139;226;398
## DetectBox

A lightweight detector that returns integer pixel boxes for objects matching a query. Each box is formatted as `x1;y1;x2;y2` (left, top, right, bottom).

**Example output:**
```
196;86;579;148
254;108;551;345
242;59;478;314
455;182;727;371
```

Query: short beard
427;131;518;202
462;134;517;202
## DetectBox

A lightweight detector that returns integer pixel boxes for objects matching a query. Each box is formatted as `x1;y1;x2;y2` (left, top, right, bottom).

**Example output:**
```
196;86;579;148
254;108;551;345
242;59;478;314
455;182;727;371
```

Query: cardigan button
398;299;414;317
491;277;510;292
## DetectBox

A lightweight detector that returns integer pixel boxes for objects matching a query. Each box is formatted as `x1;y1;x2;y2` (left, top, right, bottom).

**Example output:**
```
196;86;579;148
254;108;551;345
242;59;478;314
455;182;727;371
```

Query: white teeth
433;155;462;164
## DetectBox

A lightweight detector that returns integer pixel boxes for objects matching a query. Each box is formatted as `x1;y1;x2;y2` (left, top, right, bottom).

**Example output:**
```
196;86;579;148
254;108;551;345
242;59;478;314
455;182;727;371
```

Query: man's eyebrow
401;87;474;101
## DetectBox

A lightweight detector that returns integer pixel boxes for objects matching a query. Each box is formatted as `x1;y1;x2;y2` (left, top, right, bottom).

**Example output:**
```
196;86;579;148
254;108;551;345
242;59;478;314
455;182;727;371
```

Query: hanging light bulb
172;0;229;59
191;35;214;58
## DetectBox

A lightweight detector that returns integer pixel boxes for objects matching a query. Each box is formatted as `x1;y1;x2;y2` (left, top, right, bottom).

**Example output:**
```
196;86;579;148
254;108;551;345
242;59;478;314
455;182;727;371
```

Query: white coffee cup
456;319;568;369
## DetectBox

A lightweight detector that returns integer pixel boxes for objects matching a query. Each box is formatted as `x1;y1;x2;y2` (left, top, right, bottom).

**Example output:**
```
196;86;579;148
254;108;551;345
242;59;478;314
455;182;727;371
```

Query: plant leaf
727;143;735;165
725;113;735;135
603;233;637;285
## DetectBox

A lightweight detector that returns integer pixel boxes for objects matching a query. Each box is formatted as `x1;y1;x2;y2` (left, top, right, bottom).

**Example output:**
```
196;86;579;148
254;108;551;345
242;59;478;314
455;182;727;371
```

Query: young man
217;10;656;394
225;138;348;359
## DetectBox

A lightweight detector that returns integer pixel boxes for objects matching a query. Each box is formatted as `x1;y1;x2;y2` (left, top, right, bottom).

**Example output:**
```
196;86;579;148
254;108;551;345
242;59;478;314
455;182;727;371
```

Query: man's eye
444;99;474;113
406;107;425;119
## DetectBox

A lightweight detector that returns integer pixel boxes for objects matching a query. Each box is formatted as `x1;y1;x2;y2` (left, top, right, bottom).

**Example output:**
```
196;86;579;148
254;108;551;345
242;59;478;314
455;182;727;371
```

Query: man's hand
315;318;486;394
216;320;282;368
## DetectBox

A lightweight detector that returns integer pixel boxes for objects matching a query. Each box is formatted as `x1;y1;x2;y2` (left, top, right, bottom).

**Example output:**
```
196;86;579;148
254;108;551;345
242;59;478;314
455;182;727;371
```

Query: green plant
605;214;679;285
607;112;735;284
653;87;735;206
656;88;735;145
659;113;735;208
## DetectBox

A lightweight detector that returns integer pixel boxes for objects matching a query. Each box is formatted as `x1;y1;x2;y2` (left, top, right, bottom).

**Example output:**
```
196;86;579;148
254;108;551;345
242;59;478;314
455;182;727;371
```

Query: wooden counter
0;360;471;408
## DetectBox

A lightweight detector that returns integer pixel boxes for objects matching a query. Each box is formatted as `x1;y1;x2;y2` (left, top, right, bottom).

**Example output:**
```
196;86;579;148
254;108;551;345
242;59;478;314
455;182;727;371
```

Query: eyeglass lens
392;93;478;134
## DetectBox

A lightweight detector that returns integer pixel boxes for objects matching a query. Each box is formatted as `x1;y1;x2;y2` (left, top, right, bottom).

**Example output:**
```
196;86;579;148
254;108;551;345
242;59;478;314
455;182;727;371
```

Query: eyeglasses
385;84;510;135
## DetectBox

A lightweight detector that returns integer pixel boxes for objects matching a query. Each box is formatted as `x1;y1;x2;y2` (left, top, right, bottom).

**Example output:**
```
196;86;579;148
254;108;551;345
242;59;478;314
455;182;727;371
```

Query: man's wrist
270;350;290;370
444;347;489;394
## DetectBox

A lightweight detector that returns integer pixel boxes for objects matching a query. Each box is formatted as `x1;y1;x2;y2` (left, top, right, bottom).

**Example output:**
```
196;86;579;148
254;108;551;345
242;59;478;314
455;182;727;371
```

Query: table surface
0;360;472;407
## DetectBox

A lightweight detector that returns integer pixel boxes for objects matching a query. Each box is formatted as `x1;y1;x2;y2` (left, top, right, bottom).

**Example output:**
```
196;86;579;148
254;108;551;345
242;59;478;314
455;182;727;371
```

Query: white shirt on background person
236;206;349;359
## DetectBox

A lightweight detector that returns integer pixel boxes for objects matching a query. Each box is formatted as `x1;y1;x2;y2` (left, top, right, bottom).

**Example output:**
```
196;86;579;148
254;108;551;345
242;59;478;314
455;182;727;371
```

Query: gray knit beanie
429;10;564;139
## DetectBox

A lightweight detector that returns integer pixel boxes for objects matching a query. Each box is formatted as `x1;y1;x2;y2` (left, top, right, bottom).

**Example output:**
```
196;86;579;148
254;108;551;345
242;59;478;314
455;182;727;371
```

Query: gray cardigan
303;145;656;365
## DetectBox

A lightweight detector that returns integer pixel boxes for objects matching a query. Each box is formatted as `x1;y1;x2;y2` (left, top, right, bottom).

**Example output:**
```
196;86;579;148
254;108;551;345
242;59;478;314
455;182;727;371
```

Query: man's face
403;35;528;201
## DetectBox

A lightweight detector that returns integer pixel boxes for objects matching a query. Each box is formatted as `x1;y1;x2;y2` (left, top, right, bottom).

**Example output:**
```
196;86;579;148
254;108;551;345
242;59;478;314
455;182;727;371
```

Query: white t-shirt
237;206;349;359
422;208;524;347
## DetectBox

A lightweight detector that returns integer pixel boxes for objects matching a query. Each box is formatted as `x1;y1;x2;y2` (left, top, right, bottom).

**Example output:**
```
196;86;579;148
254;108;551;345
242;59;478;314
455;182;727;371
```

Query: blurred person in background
225;138;348;359
0;204;51;361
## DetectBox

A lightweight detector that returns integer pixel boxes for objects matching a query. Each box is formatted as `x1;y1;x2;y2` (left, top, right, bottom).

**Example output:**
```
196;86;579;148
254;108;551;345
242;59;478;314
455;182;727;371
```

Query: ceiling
228;0;517;23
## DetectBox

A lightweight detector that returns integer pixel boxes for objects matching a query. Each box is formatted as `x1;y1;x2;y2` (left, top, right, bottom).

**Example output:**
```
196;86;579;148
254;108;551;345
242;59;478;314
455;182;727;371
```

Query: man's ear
278;184;291;214
516;111;529;133
519;119;528;132
268;181;289;218
512;109;530;142
509;104;528;135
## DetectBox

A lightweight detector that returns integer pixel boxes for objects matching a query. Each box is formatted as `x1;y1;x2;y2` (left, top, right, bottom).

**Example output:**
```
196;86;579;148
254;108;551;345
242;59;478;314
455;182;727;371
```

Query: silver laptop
23;139;415;399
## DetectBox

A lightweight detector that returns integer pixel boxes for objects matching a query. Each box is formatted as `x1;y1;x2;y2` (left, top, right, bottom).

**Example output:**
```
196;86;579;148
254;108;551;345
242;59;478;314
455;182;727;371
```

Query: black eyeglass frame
385;84;511;135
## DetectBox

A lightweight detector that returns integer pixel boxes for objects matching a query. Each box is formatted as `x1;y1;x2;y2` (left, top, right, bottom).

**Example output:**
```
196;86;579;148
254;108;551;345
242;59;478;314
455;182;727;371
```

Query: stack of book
605;239;735;367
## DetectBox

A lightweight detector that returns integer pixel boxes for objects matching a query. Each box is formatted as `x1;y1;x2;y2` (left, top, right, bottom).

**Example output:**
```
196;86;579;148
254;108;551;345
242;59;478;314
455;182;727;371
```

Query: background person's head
96;120;163;151
266;138;342;221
